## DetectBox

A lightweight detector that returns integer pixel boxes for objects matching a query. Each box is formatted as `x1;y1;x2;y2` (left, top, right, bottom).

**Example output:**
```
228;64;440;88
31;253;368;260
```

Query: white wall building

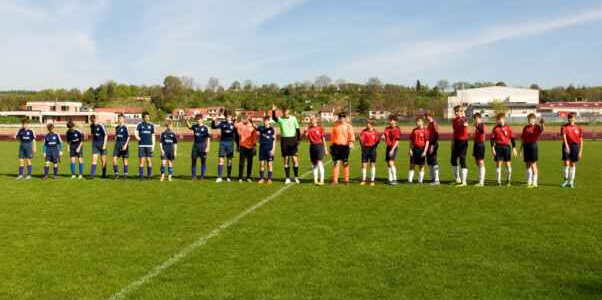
447;86;540;119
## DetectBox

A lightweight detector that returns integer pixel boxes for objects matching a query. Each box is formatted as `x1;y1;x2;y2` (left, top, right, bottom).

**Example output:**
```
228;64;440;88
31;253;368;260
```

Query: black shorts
310;143;325;163
239;146;256;159
259;144;274;161
161;148;175;161
473;142;485;160
562;143;580;162
191;143;207;160
523;142;538;163
330;144;350;163
92;142;107;156
361;146;377;163
69;143;83;158
280;137;299;157
427;141;438;166
45;148;60;163
385;146;398;161
452;139;468;160
113;142;129;158
410;147;426;166
494;144;512;162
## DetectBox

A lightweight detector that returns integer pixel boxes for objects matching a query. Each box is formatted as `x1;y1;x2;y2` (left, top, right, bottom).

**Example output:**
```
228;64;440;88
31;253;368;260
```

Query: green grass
0;141;601;299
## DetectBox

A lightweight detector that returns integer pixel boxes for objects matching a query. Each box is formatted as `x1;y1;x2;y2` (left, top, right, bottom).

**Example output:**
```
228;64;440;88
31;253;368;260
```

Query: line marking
108;165;325;300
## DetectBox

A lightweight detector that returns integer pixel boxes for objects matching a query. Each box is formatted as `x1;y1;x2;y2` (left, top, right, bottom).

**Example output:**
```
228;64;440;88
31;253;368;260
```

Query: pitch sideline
108;163;330;300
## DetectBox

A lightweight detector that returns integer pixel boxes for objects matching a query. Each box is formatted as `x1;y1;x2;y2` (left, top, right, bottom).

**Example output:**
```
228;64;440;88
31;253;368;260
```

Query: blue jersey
136;122;155;147
66;129;83;146
189;124;210;145
90;124;106;144
211;120;236;142
15;128;35;144
44;133;62;151
160;130;178;150
257;126;275;146
115;125;129;143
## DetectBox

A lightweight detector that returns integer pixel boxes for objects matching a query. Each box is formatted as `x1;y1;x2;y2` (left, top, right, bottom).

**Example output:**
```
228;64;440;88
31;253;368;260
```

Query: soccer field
0;140;601;299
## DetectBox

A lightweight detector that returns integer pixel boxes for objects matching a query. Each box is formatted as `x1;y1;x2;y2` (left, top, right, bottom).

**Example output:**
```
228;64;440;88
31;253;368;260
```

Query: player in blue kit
186;114;211;180
89;115;108;178
256;116;277;184
112;114;130;179
66;120;85;179
160;120;178;182
211;111;237;182
135;112;156;179
42;123;63;180
15;118;36;180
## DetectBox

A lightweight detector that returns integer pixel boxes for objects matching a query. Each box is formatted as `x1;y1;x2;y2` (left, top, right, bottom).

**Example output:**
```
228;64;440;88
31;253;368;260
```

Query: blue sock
79;163;84;175
53;166;58;176
147;166;152;177
18;166;24;176
113;165;119;174
70;162;76;175
268;171;273;180
43;166;49;176
161;165;165;175
124;165;128;175
168;166;173;175
217;164;223;177
191;165;197;178
90;164;97;177
259;170;264;179
139;167;144;178
27;165;33;175
201;163;207;178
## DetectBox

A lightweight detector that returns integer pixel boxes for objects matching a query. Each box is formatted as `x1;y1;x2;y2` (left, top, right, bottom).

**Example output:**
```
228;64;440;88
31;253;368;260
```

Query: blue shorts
259;144;274;161
113;142;129;158
494;145;512;162
562;143;580;162
92;142;107;155
191;143;207;160
138;147;153;158
45;149;60;163
385;146;398;161
162;148;175;161
69;143;83;158
219;142;234;158
19;143;33;159
410;147;426;166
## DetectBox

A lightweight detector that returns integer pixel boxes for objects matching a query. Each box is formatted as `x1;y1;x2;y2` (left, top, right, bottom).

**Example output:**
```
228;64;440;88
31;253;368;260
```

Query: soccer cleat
370;181;375;186
78;174;84;179
266;179;273;184
238;179;244;183
532;184;538;188
455;178;462;184
216;177;223;183
284;178;292;184
316;181;325;186
390;181;398;186
16;175;23;180
71;175;76;179
474;183;485;187
168;175;173;182
430;181;440;186
561;181;569;188
247;178;253;183
294;177;300;184
258;179;265;184
160;174;165;182
360;181;366;185
25;175;32;180
226;178;231;182
506;182;512;187
455;182;467;187
42;175;49;180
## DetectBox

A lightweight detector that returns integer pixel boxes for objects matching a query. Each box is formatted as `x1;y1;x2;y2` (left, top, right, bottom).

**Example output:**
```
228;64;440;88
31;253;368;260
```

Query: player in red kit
359;120;379;185
561;112;584;188
383;115;401;185
451;105;469;186
408;117;430;184
520;113;544;188
472;113;486;186
304;115;328;185
491;113;517;186
425;111;440;185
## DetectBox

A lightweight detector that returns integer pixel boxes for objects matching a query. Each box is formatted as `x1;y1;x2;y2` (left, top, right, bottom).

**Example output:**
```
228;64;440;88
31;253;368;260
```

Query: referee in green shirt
272;103;301;184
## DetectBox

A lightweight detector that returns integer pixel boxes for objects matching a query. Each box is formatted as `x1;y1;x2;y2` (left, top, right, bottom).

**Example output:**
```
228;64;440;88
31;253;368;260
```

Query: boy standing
135;112;155;179
66;120;85;179
491;113;517;186
330;113;355;185
359;120;379;186
473;113;486;186
211;111;236;182
561;112;584;188
520;114;544;188
112;114;130;179
186;114;210;180
257;116;277;184
383;115;401;185
408;117;430;184
451;105;469;186
15;118;36;180
425;112;440;185
90;115;108;178
305;115;327;185
42;124;63;180
159;121;178;182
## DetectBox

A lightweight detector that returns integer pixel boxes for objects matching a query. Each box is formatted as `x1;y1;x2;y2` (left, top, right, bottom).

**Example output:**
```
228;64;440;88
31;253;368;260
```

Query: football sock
43;166;49;176
479;166;486;184
527;168;533;185
418;170;424;183
569;166;576;184
452;166;458;181
391;166;397;181
113;165;119;175
318;161;325;183
139;166;144;179
563;166;569;181
361;168;367;182
293;165;299;177
370;165;376;182
217;164;223;178
496;167;502;183
91;164;97;177
284;165;290;179
461;168;468;184
168;166;173;175
147;166;152;177
506;167;512;182
79;163;85;175
313;165;319;182
27;165;33;175
226;161;232;178
161;165;165;175
70;162;76;175
18;166;24;176
191;166;197;178
434;165;440;182
259;170;265;179
53;166;58;176
123;165;128;175
533;172;538;186
268;171;273;180
200;160;207;178
102;166;106;177
408;170;415;183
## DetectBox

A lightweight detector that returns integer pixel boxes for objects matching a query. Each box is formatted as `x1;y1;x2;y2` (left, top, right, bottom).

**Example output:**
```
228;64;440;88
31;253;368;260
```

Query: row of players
14;105;585;187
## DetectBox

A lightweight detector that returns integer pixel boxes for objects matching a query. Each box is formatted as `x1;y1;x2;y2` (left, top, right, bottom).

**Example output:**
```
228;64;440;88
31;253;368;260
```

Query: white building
447;86;539;119
368;110;391;120
320;106;336;122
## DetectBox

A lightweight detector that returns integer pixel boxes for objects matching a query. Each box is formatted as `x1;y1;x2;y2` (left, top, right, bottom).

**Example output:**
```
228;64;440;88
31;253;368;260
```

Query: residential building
447;86;539;119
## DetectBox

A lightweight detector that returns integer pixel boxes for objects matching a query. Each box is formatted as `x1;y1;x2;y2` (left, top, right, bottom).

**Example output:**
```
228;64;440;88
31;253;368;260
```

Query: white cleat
226;178;231;182
78;174;84;179
430;181;440;186
71;175;77;179
168;175;173;182
561;181;569;188
247;178;253;183
25;175;32;180
474;183;485;187
569;182;575;188
455;178;462;184
284;178;292;184
294;177;300;184
16;175;23;180
216;177;223;183
455;182;468;187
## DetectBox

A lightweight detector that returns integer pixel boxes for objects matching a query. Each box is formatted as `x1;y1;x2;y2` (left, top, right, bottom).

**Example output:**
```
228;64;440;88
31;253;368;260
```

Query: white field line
108;164;327;300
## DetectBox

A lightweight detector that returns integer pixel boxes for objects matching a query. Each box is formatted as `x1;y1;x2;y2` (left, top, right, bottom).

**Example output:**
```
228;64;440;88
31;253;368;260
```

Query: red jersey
561;124;583;144
426;121;439;142
360;129;379;147
491;125;513;145
410;127;428;148
473;123;486;143
306;126;324;145
452;117;469;140
522;125;543;143
383;126;401;147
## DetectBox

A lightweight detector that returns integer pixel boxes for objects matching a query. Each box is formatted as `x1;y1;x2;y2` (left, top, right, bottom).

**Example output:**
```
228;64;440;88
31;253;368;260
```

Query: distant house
172;106;225;120
241;110;267;122
537;102;602;118
301;111;318;123
447;86;539;119
319;106;336;122
368;110;391;120
95;107;144;123
0;101;113;124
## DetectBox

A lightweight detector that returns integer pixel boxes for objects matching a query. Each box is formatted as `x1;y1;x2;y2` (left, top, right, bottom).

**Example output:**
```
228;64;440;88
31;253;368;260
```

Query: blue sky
1;0;601;90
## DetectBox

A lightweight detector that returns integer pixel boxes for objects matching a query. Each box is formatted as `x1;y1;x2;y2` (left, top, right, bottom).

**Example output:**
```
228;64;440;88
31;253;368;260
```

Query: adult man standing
272;104;301;184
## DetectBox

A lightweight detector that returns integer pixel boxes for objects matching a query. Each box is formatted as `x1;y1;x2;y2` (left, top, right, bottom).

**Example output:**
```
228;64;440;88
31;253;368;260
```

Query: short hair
281;105;289;111
568;112;577;119
366;119;375;126
195;113;203;120
416;116;425;122
496;112;506;120
90;115;97;121
473;112;482;119
453;105;462;112
142;111;150;118
338;112;347;119
21;118;29;125
425;110;434;117
527;113;536;119
263;115;271;121
117;113;125;119
165;120;172;126
47;123;54;131
388;114;397;121
66;119;75;129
